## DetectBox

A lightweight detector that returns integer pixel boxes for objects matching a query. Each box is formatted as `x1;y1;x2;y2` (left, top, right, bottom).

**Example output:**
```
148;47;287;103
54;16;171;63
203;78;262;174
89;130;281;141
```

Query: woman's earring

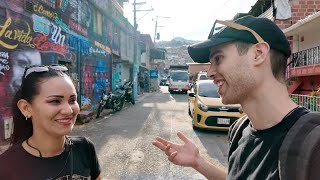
25;116;29;121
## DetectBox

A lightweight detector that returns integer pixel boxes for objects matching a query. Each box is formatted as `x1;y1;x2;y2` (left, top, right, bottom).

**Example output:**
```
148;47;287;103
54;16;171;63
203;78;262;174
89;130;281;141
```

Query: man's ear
252;42;270;66
17;99;32;118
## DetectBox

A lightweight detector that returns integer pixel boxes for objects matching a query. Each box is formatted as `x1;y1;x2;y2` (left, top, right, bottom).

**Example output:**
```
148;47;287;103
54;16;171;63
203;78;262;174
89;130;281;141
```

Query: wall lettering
32;14;50;36
0;52;10;76
94;41;111;54
0;18;34;49
60;0;69;12
89;47;107;56
33;34;72;60
50;23;66;46
33;4;55;19
69;20;88;36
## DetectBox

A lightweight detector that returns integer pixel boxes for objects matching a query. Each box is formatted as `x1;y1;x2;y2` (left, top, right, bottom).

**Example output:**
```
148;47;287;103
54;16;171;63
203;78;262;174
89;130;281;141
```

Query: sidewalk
77;92;149;124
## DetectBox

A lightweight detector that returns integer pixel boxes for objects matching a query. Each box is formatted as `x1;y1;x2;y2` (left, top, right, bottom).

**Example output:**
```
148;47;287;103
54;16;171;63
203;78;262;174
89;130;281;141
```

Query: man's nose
207;64;217;79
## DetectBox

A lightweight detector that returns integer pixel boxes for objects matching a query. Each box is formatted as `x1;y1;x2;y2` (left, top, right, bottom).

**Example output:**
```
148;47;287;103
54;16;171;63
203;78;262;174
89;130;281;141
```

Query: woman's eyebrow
47;95;64;98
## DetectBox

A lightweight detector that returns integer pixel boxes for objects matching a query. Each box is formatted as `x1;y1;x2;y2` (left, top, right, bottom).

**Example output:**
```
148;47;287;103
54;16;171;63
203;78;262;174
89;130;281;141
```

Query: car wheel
192;119;198;130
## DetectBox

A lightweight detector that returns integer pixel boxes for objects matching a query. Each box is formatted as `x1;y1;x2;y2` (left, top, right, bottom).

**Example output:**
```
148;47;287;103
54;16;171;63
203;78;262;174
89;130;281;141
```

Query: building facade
246;0;320;111
0;0;151;142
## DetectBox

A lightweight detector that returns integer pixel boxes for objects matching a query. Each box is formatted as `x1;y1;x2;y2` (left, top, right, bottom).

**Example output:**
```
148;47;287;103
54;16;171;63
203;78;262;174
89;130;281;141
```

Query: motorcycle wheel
96;104;103;118
131;95;135;105
114;99;124;111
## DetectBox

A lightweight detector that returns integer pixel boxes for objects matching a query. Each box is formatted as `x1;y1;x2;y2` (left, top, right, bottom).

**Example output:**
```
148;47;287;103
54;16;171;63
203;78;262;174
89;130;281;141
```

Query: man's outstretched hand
152;132;200;168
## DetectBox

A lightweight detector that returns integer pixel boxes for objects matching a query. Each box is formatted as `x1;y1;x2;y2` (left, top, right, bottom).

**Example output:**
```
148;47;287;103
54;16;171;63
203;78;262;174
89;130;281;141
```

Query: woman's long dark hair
11;68;67;144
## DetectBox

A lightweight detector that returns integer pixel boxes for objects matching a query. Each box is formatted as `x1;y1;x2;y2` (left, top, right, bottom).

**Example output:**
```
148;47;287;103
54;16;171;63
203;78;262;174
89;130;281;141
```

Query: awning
283;11;320;36
113;59;131;64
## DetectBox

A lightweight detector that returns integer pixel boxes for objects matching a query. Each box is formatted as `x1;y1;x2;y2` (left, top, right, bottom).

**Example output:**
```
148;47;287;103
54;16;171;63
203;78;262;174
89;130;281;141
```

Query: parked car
160;78;168;86
191;71;208;89
196;71;208;81
188;80;245;131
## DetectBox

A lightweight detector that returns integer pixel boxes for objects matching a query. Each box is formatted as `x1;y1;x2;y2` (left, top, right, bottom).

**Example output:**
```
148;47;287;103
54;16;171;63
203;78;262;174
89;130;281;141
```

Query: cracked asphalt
71;86;229;180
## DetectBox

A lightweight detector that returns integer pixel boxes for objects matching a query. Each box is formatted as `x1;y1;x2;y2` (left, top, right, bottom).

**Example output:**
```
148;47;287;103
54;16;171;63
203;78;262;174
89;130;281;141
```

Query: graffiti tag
33;4;55;19
0;18;34;49
60;0;69;12
0;52;10;76
89;47;107;56
51;23;66;46
33;34;72;60
54;16;69;32
32;14;50;36
94;41;111;54
0;52;9;59
69;20;88;36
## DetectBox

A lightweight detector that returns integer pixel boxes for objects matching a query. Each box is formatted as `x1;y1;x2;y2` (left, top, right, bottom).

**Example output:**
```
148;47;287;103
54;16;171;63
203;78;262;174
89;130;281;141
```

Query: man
138;72;145;94
152;15;319;179
9;48;42;94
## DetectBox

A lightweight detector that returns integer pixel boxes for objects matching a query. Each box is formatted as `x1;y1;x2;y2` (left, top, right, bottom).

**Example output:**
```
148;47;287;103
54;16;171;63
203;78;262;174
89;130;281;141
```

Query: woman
0;65;102;179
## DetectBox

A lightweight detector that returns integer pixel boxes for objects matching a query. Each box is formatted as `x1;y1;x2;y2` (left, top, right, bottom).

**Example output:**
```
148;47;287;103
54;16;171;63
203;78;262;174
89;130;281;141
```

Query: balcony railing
290;94;320;112
290;45;320;67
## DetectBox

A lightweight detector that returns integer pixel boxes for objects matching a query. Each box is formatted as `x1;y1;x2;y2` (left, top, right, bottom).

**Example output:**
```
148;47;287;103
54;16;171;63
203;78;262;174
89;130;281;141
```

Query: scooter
96;90;123;118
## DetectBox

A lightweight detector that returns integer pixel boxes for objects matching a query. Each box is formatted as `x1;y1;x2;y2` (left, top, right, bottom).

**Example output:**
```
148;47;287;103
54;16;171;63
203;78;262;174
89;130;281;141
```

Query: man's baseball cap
187;15;291;63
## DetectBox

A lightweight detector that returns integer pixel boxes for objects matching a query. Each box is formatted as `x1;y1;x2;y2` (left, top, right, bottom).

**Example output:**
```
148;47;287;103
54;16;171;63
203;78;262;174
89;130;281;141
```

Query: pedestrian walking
139;72;145;94
0;65;102;179
152;15;320;180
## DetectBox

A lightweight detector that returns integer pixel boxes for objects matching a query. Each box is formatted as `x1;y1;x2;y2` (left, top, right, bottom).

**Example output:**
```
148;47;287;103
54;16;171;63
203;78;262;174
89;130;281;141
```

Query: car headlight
197;100;208;112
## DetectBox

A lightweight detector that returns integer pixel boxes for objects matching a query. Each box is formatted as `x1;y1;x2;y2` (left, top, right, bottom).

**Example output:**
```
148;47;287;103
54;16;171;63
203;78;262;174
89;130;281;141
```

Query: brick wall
275;0;320;29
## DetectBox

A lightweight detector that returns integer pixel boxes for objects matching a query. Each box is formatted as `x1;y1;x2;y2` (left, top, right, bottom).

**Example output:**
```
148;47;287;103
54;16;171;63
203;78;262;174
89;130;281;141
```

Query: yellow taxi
188;80;245;131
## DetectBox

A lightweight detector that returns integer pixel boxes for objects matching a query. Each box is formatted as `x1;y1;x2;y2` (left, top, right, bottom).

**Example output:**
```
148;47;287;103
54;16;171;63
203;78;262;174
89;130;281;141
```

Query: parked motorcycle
120;80;135;104
96;90;124;118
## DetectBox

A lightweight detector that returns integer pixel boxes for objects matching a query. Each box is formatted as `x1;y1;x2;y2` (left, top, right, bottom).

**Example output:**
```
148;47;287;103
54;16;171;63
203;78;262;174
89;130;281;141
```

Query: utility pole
153;16;170;44
132;0;152;97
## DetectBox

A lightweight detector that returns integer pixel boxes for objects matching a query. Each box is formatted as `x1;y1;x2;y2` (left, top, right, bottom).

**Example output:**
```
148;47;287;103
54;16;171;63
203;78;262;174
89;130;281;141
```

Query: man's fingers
177;132;190;144
168;151;178;162
155;137;170;146
152;137;173;151
152;140;166;151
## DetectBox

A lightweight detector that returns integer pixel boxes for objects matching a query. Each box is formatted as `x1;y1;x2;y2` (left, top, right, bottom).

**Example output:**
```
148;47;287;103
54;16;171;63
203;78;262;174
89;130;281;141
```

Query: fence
290;94;320;112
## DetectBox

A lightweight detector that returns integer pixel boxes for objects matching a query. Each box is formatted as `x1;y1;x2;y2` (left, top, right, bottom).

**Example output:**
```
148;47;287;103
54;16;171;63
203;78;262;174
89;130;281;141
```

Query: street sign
150;70;158;79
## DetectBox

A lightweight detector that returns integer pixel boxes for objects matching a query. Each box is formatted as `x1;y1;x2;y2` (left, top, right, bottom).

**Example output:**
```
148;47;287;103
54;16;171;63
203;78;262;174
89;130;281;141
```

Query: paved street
71;86;229;180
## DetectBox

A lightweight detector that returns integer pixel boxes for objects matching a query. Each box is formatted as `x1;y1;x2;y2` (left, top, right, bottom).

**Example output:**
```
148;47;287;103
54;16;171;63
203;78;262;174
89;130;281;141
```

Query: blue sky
124;0;258;41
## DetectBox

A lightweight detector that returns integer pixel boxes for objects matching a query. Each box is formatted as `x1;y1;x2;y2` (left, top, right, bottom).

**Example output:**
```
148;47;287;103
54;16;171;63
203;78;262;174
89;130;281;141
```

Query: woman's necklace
26;139;43;157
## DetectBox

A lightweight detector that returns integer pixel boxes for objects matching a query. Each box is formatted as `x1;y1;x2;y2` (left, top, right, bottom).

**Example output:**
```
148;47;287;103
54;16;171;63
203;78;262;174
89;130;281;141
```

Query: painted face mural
0;0;113;142
9;49;42;94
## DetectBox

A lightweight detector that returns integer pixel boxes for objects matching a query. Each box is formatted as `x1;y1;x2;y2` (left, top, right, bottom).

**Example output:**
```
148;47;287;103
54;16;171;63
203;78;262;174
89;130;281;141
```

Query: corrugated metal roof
284;11;320;36
258;7;273;20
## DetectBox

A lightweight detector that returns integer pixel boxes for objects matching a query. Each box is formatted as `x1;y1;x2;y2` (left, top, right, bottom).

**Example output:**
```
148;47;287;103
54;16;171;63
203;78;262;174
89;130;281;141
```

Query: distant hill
156;37;199;48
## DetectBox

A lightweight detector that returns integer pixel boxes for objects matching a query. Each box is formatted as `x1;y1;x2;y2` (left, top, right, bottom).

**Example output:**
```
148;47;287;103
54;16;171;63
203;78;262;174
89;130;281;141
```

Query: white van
168;70;191;93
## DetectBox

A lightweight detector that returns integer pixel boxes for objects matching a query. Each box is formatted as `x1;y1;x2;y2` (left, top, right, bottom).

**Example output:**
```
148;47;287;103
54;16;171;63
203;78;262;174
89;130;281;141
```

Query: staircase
287;77;302;94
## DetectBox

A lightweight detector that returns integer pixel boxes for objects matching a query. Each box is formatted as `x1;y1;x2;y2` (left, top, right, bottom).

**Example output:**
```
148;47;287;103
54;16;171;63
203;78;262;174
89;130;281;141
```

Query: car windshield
199;75;207;80
171;72;188;81
198;82;220;98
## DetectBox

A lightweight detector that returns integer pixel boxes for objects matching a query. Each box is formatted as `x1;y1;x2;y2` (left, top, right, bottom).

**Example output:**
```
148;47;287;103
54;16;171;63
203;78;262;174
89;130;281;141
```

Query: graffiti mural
0;52;10;76
0;0;78;141
0;0;114;142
